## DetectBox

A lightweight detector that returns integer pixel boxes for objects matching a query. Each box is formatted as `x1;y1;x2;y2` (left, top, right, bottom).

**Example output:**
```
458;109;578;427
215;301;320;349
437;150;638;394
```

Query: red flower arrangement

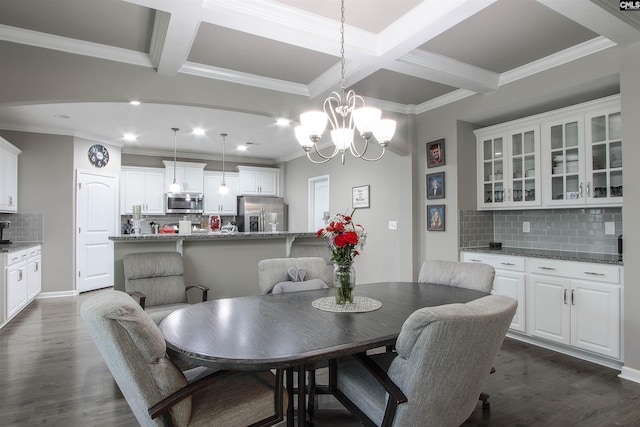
316;209;366;266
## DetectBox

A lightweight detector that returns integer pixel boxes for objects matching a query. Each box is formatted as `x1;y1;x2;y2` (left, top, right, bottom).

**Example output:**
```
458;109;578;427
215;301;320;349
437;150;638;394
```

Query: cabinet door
258;170;278;196
203;173;223;213
584;108;622;205
183;167;204;192
27;255;41;300
0;146;18;212
528;274;570;345
542;116;585;206
219;174;239;214
143;171;165;214
493;270;526;332
7;263;27;319
477;133;507;209
239;169;260;195
570;280;620;358
121;170;146;214
508;126;540;207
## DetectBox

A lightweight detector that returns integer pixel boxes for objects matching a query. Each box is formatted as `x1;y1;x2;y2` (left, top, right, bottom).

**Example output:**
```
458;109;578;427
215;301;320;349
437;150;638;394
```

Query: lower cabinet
2;245;42;328
461;251;622;362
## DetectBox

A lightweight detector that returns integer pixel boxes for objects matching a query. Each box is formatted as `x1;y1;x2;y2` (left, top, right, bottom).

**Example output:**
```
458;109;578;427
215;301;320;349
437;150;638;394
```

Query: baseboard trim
37;290;78;299
619;366;640;384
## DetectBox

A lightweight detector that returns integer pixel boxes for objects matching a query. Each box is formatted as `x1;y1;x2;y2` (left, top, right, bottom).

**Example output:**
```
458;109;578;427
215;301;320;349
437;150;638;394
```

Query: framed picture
426;172;445;200
426;138;445;168
427;204;445;231
352;185;370;208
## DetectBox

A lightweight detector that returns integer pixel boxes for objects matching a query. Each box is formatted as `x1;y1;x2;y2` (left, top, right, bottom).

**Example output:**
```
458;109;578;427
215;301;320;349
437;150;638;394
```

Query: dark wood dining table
159;281;488;426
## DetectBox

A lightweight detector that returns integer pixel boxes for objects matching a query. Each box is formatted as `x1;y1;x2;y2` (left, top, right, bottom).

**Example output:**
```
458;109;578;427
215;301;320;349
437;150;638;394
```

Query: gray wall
621;41;640;376
283;145;415;284
0;131;75;294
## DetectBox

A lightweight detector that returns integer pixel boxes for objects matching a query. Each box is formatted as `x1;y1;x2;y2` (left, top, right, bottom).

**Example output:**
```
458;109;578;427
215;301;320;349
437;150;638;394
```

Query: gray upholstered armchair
329;295;517;427
81;290;287;427
123;252;209;324
257;256;332;294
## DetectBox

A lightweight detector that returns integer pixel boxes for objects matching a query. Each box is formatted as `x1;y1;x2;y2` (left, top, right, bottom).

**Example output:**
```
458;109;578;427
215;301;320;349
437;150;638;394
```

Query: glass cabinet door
585;110;622;204
480;135;506;208
547;117;584;206
510;127;539;206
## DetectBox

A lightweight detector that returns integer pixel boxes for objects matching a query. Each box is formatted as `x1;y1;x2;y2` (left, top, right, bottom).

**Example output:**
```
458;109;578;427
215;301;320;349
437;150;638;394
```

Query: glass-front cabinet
542;98;622;207
476;125;540;210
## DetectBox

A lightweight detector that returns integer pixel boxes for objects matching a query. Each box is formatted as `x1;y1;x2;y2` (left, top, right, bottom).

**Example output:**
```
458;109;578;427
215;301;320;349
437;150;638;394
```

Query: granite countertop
461;246;623;266
110;231;317;241
0;241;43;254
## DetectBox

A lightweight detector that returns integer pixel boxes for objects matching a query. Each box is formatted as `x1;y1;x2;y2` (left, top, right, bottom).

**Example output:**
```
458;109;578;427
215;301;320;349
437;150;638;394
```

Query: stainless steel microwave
165;192;203;214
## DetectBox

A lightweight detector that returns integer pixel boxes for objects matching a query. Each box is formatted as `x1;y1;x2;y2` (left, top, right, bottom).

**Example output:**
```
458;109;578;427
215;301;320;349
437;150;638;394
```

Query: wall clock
88;144;109;168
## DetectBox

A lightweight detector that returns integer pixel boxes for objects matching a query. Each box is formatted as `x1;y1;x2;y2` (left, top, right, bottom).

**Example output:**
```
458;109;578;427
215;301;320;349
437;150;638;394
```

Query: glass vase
333;263;355;304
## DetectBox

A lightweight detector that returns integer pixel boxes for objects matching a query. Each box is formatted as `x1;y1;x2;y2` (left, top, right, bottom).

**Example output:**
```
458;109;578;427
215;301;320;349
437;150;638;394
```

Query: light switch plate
522;221;530;233
605;221;615;235
388;220;397;230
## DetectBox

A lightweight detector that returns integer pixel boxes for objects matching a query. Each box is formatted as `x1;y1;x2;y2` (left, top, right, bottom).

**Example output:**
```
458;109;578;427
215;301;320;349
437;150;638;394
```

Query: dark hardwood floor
1;289;640;426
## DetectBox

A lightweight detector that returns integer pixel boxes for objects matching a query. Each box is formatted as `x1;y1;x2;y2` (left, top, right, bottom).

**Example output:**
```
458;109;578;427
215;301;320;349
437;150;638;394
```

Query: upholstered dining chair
257;256;333;419
418;259;495;293
418;259;497;411
81;290;287;427
257;256;332;295
329;294;517;427
123;252;209;324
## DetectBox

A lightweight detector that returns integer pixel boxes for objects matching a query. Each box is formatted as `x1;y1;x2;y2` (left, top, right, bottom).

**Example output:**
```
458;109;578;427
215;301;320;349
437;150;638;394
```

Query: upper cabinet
120;167;165;215
476;125;541;210
203;172;239;215
163;161;206;193
475;95;621;210
236;166;279;196
0;137;21;213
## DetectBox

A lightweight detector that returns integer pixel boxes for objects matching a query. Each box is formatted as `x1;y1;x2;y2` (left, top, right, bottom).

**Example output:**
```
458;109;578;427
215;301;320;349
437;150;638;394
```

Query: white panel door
76;170;117;293
309;175;329;231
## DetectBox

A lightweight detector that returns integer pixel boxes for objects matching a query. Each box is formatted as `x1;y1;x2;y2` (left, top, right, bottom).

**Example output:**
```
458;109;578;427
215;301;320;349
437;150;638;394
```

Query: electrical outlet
605;221;615;235
522;221;530;233
388;220;397;230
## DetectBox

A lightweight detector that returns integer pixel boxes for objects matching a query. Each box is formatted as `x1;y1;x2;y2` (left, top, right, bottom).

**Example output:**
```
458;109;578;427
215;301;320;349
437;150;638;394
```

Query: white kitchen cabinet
461;252;526;332
528;258;620;359
541;96;621;207
476;125;541;210
203;172;239;215
120;167;165;215
26;245;41;301
163;161;206;193
0;137;21;213
4;249;27;321
237;166;279;196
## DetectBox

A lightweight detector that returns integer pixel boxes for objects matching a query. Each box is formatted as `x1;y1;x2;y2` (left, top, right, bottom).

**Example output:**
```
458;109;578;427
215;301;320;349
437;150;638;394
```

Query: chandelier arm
312;141;340;160
305;151;334;164
348;137;369;158
357;146;387;162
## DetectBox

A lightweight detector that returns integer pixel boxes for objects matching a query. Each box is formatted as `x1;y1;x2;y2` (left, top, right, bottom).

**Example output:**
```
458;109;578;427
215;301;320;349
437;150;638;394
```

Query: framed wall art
427;204;445;231
352;185;370;208
426;138;445;168
426;171;445;200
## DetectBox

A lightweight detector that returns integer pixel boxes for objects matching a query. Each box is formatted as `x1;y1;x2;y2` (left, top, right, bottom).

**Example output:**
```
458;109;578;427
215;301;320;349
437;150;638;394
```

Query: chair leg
479;391;490;413
307;369;316;420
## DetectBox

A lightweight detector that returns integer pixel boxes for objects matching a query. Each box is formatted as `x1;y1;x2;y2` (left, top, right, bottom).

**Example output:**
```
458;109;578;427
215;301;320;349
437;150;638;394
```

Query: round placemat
312;296;382;313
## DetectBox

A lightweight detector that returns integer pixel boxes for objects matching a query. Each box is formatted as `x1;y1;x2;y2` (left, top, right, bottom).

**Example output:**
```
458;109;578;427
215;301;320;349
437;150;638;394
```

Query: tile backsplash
0;212;44;242
460;208;622;255
120;213;236;234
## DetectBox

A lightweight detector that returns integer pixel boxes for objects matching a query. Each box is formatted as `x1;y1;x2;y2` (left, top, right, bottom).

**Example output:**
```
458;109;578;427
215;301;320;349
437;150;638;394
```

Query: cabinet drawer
528;258;620;284
4;250;27;266
461;252;525;272
27;246;41;258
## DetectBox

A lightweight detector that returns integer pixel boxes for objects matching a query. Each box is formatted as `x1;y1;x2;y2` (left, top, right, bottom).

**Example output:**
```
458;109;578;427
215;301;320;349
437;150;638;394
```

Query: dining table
159;281;489;426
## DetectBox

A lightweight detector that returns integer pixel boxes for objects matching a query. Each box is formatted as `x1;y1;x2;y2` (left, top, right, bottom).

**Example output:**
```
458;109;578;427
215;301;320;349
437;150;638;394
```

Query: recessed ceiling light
123;133;137;141
276;118;290;126
193;128;206;136
129;100;141;106
236;145;248;152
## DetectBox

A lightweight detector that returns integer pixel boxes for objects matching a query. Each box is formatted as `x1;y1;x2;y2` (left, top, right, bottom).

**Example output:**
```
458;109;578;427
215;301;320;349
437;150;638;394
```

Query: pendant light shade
169;128;180;192
219;133;229;194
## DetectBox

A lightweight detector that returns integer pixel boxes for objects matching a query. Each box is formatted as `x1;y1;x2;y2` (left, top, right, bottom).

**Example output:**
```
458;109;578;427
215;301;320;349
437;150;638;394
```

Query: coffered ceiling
0;0;638;162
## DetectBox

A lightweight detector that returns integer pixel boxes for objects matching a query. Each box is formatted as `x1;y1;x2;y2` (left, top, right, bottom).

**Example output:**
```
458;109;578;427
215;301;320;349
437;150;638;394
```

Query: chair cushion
271;278;329;294
450;262;495;293
124;252;184;279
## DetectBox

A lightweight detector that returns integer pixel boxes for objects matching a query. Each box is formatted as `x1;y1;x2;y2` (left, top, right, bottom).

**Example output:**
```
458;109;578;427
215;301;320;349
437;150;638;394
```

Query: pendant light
219;133;229;194
169;127;181;193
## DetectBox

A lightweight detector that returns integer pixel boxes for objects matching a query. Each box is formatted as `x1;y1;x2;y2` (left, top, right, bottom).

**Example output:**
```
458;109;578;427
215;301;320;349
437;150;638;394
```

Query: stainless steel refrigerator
237;196;287;232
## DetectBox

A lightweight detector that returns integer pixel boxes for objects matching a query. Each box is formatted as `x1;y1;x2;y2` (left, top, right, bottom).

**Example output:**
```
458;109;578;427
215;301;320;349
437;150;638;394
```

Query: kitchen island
110;232;329;298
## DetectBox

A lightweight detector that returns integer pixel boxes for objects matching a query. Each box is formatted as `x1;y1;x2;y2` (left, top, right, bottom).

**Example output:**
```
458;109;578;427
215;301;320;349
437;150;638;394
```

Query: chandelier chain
339;0;346;92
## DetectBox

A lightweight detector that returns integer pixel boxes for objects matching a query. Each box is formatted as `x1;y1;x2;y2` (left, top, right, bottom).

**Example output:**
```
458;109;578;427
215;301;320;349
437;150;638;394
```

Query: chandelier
294;0;396;164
